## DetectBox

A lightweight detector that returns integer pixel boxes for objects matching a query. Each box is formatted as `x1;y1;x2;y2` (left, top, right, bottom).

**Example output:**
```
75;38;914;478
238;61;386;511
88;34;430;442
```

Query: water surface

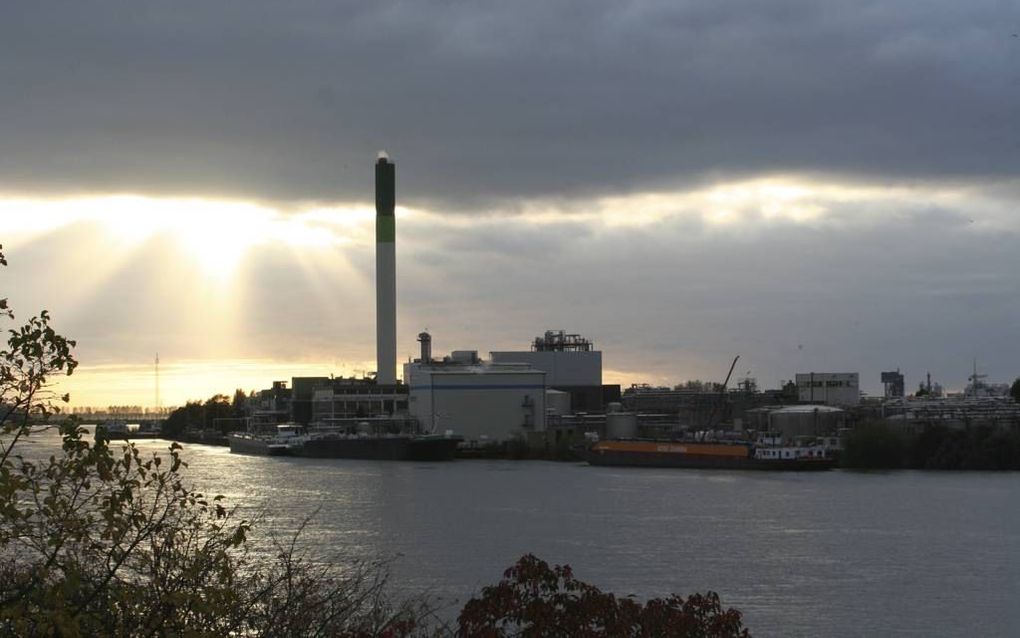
21;432;1020;636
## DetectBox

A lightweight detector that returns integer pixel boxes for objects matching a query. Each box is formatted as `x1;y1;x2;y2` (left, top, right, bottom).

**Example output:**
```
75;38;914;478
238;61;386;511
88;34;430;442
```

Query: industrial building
309;378;409;426
247;381;293;430
881;371;905;398
248;376;408;427
795;372;860;406
619;382;797;432
491;330;617;411
405;334;546;442
882;396;1020;433
622;385;728;428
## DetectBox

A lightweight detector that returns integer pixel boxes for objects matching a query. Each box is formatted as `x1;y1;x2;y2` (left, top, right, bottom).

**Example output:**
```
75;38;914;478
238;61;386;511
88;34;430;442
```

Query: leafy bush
841;421;906;469
844;420;1020;470
458;554;749;637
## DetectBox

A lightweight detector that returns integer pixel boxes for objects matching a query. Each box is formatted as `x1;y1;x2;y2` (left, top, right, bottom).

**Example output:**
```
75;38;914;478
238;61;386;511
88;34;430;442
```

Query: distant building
881;371;905;399
883;396;1020;433
289;376;407;425
405;337;547;442
622;385;721;426
491;330;614;411
795;372;860;406
248;381;292;429
963;363;1009;398
310;377;409;425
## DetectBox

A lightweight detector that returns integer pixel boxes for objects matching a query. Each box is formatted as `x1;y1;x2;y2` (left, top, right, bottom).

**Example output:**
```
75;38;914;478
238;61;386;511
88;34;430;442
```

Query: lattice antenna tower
155;353;161;412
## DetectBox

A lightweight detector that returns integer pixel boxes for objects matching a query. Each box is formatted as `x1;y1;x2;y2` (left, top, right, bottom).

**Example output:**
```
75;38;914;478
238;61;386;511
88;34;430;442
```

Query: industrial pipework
417;332;432;363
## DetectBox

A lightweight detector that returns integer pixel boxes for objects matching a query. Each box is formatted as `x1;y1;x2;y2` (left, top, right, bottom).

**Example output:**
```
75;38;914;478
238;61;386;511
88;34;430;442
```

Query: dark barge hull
295;436;461;461
583;449;836;471
227;435;289;456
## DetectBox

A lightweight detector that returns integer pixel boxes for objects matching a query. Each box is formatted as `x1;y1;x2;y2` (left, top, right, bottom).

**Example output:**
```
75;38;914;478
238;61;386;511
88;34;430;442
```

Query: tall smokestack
375;152;397;385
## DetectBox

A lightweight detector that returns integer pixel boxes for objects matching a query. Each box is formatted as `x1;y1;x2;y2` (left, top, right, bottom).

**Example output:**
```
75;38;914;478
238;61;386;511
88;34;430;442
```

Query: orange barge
583;439;836;471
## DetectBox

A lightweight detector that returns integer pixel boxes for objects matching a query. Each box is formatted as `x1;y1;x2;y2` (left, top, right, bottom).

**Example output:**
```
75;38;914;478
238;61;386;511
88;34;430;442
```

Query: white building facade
404;360;547;442
795;372;860;406
491;331;604;411
489;350;601;386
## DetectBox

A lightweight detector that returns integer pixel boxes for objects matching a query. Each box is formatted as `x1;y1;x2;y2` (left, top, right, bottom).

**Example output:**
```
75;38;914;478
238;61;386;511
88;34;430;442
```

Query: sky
2;1;1019;407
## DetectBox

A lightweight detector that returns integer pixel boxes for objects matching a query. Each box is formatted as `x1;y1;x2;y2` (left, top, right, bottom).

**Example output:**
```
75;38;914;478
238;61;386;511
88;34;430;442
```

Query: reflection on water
16;430;1020;637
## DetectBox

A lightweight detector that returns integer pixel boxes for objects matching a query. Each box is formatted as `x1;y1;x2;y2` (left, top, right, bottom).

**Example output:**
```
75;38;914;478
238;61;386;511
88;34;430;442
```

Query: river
17;432;1020;636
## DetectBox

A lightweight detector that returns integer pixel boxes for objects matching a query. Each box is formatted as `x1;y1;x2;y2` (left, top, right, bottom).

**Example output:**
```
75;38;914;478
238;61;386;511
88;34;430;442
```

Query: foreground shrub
458;554;749;637
841;421;906;469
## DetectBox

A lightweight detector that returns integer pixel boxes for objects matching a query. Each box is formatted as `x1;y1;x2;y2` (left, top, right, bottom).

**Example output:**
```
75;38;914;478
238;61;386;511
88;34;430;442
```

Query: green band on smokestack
375;158;395;216
375;157;395;243
376;216;395;243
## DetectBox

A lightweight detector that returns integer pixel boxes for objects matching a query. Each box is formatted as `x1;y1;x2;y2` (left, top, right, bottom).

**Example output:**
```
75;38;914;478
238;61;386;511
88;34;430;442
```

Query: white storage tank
606;412;638;439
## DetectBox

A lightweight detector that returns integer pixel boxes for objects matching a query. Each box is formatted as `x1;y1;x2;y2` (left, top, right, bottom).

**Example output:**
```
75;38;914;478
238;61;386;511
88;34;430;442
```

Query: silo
606;412;638;439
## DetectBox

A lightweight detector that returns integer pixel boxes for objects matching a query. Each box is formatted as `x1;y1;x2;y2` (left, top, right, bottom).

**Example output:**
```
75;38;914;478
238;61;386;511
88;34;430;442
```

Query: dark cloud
388;198;1020;392
1;1;1018;207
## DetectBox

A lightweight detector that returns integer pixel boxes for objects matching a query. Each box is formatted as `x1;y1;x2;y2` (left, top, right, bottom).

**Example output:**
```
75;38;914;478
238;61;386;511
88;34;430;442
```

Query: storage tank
606;412;638;439
768;405;845;440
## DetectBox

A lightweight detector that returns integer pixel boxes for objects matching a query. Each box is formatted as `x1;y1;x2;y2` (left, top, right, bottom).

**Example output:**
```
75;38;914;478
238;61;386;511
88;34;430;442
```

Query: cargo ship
295;432;462;461
581;439;836;471
227;424;305;456
228;424;462;461
94;420;130;441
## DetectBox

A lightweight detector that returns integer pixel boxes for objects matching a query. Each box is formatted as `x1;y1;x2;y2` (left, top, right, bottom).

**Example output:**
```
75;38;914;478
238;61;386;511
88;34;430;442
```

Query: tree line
842;421;1020;470
161;390;249;438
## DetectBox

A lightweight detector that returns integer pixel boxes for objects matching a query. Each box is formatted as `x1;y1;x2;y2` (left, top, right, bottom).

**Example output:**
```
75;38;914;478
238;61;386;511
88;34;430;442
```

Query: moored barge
582;439;836;471
228;424;462;461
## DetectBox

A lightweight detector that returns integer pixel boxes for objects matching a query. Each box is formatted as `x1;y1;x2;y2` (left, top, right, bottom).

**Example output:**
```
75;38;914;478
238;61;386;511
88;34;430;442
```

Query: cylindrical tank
606;412;638;439
606;402;622;413
768;406;845;441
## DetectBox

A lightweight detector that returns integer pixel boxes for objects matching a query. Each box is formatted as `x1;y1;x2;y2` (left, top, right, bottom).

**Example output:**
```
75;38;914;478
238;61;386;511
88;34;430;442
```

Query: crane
703;355;740;431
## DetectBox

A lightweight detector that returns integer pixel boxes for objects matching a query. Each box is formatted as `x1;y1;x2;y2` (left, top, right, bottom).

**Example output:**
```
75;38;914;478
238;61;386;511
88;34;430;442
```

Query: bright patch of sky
4;175;1019;406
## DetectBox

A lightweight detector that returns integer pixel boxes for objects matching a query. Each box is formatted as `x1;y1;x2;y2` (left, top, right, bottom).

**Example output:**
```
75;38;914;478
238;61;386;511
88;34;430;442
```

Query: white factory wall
405;364;546;441
795;373;860;406
489;351;602;386
546;389;571;416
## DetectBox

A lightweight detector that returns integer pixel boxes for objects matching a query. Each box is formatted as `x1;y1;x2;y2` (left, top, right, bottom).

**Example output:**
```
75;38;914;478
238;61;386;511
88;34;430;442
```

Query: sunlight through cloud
0;195;370;281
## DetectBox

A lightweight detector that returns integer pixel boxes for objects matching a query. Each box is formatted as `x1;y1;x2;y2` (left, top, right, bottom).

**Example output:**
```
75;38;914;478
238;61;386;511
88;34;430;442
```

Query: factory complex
238;155;619;446
249;328;616;446
237;155;1020;453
